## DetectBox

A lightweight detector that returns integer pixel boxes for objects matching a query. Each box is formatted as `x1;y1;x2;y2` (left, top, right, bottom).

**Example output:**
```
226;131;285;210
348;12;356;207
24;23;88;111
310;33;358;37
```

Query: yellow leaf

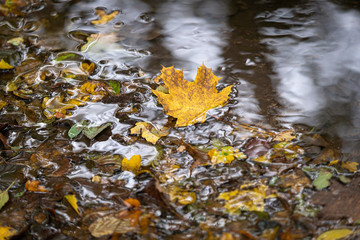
329;160;339;166
42;95;86;119
317;229;353;240
0;59;13;69
0;226;17;240
92;175;101;183
81;62;95;75
0;100;7;110
208;146;246;165
152;64;233;127
91;10;119;25
217;181;276;213
130;122;169;144
122;155;141;173
341;161;358;172
168;185;197;205
274;129;296;142
64;194;80;215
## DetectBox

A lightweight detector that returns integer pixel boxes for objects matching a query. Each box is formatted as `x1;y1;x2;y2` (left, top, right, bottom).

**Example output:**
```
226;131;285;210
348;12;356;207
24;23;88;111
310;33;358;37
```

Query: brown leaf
25;180;49;192
243;138;272;158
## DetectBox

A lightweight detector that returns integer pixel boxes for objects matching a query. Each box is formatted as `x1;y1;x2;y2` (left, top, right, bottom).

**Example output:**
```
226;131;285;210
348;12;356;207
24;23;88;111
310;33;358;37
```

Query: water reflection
258;1;360;156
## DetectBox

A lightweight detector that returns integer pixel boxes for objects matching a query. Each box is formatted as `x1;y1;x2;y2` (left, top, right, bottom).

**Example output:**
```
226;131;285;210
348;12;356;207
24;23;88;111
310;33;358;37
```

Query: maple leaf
152;64;233;127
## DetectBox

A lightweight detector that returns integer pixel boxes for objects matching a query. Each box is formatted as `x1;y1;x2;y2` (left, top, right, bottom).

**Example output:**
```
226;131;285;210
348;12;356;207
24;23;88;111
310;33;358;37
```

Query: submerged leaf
91;10;119;25
0;100;7;110
167;185;196;205
108;80;121;94
130;122;169;144
313;170;332;190
208;146;246;165
341;161;358;173
0;59;13;69
122;155;141;173
0;226;17;240
68;120;88;139
84;122;112;139
317;229;353;240
64;194;80;215
54;53;75;62
0;181;15;210
25;180;48;192
217;182;276;213
152;65;233;127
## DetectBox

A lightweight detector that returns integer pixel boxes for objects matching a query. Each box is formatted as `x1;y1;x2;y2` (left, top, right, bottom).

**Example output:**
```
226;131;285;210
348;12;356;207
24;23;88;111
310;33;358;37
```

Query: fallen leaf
167;185;197;205
25;180;49;192
81;62;95;75
273;129;296;142
123;198;141;209
68;120;88;139
130;122;169;144
0;59;14;69
64;194;80;215
7;37;24;46
91;9;119;25
92;176;101;183
208;146;246;165
0;100;6;110
122;155;141;173
108;80;121;94
313;170;332;190
0;181;15;210
152;64;233;127
0;226;17;240
316;229;353;240
83;122;112;139
341;161;358;173
42;95;86;119
217;181;276;213
88;214;136;237
54;53;75;62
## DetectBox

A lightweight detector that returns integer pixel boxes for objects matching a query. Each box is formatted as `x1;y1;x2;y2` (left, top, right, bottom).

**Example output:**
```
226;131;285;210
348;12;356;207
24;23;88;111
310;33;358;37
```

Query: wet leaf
64;194;80;215
91;9;119;25
274;129;296;142
68;120;88;139
0;59;13;69
89;215;136;237
152;64;233;127
313;170;332;190
0;181;15;210
0;226;17;240
108;80;121;94
341;161;358;173
84;122;112;139
122;155;141;173
81;62;95;75
124;198;141;209
7;37;24;46
81;33;119;52
217;181;276;213
0;100;6;110
167;185;197;205
130;122;169;144
54;53;75;62
208;146;246;165
42;95;86;119
25;180;49;192
316;229;353;240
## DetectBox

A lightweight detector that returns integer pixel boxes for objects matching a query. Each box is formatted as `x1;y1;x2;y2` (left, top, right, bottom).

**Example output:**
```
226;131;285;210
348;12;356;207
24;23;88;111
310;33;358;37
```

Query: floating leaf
122;155;141;173
152;64;233;127
0;181;15;210
130;122;169;144
0;59;13;69
0;226;17;240
208;146;246;165
84;122;112;139
25;180;49;192
217;182;276;213
64;194;80;215
313;170;332;190
317;229;353;240
91;9;119;25
68;120;88;139
81;33;119;52
108;80;121;94
341;161;358;173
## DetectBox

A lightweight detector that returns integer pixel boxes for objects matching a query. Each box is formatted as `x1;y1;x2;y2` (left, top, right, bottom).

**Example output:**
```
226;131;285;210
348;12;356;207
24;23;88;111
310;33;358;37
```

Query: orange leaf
91;10;119;25
152;64;233;127
122;155;141;173
25;180;49;192
124;198;141;209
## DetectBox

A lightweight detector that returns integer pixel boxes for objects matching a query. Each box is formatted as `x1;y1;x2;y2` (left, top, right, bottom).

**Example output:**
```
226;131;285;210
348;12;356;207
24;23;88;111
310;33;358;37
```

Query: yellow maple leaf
341;161;358;172
208;146;246;165
130;122;169;144
0;226;17;240
91;10;119;25
0;59;14;69
122;155;141;173
152;64;233;127
64;194;80;215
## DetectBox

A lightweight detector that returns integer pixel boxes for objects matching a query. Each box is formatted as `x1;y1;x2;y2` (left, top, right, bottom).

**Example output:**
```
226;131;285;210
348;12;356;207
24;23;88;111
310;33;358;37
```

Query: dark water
1;0;360;238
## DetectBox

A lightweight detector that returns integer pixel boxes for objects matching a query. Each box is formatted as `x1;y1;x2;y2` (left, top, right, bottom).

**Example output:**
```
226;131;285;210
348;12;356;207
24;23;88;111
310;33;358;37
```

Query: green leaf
68;120;88;139
84;122;112;139
313;171;332;190
0;181;15;210
55;53;75;62
108;81;120;95
317;229;353;240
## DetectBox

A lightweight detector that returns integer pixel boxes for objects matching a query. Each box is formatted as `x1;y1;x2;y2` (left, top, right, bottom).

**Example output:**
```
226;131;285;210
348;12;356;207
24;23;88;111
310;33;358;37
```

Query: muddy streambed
1;0;360;239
